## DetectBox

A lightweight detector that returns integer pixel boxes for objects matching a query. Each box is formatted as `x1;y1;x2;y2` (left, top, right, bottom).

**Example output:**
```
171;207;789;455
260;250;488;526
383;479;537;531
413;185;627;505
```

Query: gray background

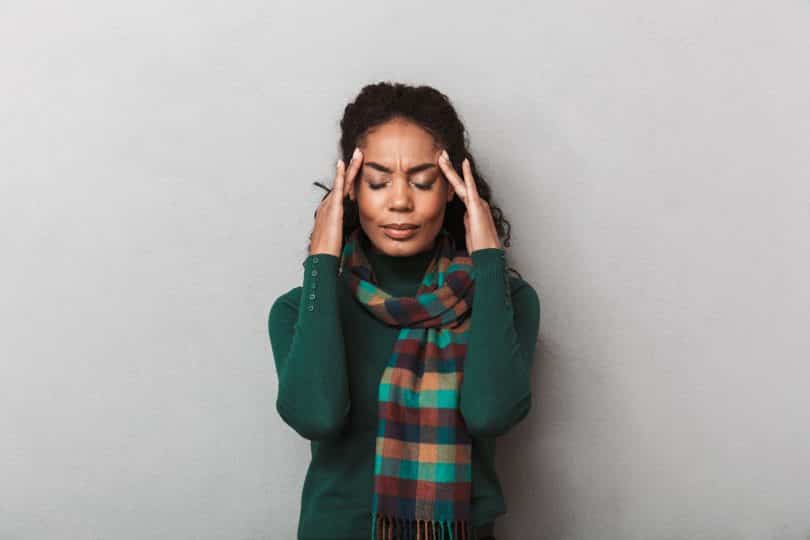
2;1;809;539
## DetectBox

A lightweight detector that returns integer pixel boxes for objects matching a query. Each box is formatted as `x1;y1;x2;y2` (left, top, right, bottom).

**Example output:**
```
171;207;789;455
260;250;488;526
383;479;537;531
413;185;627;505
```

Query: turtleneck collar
361;231;436;297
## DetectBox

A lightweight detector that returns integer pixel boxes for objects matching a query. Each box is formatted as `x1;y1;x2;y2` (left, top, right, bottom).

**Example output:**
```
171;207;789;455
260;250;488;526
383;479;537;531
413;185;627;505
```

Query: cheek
356;187;385;220
421;191;447;218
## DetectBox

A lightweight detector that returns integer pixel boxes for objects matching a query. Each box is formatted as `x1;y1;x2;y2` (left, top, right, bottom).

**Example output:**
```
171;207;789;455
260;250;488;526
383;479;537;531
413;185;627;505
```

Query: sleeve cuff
471;247;506;267
470;248;512;308
300;253;340;314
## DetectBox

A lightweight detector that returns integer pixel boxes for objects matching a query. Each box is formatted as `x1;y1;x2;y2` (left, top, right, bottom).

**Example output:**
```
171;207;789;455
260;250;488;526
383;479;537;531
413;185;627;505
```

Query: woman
268;82;541;540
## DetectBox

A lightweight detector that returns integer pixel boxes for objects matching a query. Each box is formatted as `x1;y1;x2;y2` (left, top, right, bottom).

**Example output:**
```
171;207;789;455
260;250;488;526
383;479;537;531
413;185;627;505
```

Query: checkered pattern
340;227;479;540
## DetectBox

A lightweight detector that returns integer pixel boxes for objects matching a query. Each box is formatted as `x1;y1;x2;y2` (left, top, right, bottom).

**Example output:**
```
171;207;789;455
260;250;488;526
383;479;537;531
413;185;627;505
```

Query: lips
382;225;419;239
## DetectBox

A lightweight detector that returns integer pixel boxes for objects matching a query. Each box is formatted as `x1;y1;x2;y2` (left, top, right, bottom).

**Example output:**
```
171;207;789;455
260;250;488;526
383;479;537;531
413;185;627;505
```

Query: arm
459;248;541;437
267;253;350;440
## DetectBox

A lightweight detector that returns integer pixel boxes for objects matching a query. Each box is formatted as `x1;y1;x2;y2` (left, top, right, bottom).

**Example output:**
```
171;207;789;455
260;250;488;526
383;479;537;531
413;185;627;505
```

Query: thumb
464;211;471;255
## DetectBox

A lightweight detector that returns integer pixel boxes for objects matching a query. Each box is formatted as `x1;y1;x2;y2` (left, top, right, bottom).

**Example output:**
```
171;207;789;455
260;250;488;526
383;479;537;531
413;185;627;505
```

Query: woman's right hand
309;147;364;257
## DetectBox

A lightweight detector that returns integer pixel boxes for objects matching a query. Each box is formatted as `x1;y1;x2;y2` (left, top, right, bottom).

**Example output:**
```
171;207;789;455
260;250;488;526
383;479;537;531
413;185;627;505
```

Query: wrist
309;245;341;257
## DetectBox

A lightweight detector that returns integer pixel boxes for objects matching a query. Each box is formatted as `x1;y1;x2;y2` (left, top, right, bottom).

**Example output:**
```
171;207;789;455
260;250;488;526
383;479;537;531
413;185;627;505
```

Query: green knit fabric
268;244;540;540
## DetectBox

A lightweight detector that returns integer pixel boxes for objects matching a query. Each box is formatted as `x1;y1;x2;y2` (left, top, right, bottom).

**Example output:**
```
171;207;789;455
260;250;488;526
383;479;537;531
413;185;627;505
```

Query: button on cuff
301;253;340;314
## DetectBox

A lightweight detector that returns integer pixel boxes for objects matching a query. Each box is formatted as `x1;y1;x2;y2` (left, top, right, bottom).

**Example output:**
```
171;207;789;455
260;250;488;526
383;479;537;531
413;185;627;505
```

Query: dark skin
309;118;501;257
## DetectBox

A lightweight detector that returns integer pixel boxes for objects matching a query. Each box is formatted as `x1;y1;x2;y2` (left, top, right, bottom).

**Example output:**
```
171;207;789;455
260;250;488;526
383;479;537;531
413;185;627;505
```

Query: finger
438;151;468;205
461;158;479;201
464;211;472;254
315;191;328;219
332;159;345;202
344;147;363;198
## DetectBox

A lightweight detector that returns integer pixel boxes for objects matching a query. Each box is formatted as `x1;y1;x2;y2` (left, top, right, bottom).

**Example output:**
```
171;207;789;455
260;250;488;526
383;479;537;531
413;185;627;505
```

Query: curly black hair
310;81;522;280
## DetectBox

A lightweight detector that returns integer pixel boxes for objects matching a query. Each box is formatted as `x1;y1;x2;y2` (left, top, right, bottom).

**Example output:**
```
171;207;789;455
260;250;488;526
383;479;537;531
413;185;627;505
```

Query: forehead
361;119;438;160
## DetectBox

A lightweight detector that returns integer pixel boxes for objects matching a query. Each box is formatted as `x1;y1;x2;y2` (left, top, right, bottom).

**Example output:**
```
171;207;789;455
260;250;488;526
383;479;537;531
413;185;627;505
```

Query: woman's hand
309;147;364;257
438;149;502;255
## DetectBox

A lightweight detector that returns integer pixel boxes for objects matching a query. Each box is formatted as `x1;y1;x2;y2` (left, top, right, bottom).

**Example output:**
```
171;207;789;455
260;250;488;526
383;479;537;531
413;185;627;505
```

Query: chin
370;231;436;256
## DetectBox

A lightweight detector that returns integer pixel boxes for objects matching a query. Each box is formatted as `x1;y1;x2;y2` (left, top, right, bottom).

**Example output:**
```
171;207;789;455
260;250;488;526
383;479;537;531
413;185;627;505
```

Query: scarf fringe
372;513;478;540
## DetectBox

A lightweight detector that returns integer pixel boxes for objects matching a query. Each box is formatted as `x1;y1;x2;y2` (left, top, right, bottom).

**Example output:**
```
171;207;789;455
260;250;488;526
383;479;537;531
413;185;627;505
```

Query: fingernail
441;150;449;161
337;159;343;168
352;147;361;161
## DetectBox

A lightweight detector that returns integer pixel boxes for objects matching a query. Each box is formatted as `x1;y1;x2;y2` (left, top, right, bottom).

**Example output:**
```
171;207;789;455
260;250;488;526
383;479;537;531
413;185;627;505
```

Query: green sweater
267;245;540;540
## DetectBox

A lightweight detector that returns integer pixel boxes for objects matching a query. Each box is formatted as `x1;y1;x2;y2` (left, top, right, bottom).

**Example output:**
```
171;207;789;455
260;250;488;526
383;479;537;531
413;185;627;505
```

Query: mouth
381;224;419;240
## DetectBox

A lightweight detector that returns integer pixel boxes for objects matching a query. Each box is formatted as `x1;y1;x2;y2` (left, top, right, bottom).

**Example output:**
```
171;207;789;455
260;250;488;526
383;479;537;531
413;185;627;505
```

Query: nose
387;177;414;212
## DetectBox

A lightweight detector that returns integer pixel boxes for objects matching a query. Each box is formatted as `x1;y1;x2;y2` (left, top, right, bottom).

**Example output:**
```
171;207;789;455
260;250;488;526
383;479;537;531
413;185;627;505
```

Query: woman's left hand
438;149;503;255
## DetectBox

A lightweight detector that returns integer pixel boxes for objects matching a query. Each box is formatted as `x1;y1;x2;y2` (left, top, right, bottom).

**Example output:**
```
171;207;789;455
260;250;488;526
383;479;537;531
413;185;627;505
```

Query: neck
362;233;436;296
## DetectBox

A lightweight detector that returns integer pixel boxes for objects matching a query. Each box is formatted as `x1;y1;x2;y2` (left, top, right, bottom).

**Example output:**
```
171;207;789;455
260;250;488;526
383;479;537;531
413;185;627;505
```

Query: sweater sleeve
459;247;541;437
267;253;350;440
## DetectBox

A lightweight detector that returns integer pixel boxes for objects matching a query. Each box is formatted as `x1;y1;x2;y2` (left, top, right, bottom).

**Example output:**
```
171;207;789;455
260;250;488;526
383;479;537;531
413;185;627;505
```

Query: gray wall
2;1;809;539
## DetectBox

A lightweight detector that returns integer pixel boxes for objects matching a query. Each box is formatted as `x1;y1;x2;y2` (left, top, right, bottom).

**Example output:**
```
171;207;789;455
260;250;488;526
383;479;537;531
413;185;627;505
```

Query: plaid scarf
339;226;478;540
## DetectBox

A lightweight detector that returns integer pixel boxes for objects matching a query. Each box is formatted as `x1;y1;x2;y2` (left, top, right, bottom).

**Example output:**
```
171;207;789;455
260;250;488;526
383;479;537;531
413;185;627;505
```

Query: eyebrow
363;162;437;174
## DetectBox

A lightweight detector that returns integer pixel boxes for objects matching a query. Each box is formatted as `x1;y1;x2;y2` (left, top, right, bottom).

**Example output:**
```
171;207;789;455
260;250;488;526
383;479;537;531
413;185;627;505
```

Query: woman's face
350;118;454;257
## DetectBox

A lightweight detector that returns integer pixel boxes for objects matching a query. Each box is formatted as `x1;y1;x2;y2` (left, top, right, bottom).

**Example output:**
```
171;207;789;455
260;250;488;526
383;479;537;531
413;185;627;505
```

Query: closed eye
368;181;434;191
